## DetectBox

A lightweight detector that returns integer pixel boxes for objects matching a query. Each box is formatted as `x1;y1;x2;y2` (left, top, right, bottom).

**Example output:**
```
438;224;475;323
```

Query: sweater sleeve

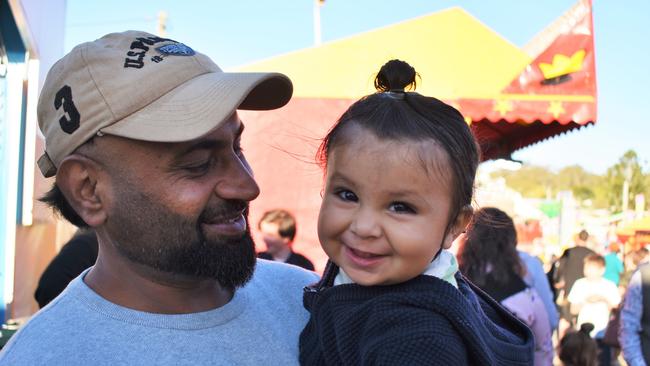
359;312;470;366
363;333;469;366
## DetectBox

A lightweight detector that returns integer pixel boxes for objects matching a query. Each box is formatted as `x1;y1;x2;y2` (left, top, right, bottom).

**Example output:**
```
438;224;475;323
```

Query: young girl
457;207;554;365
299;60;534;365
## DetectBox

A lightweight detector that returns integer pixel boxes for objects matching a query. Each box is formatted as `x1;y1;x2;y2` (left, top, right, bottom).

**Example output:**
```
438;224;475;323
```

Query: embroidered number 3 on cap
54;85;81;134
157;43;195;56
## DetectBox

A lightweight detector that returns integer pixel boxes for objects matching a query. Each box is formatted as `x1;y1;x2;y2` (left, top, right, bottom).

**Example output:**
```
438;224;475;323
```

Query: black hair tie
385;88;406;100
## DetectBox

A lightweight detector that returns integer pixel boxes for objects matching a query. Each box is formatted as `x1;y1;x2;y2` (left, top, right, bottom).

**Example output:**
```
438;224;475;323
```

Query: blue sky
64;0;650;174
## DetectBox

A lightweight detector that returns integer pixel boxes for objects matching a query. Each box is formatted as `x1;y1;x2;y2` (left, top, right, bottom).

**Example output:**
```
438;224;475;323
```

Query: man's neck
272;246;292;262
84;243;233;314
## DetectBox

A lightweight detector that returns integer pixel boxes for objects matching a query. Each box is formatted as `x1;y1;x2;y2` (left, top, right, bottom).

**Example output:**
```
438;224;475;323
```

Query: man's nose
214;154;260;202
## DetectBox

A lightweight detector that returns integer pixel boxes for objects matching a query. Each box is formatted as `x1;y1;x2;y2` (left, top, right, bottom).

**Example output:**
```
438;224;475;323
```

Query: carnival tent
238;1;597;270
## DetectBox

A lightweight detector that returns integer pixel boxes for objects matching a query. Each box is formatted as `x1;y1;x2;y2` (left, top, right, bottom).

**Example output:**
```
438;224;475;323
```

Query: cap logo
123;36;175;69
157;43;195;56
54;85;81;134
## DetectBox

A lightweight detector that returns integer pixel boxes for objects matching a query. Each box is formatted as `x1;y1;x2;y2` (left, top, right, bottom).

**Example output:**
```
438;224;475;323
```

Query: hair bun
579;323;595;335
374;59;417;92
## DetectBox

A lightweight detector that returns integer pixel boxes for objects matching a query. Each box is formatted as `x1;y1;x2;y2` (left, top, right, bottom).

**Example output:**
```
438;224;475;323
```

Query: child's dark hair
457;207;525;288
317;59;480;232
558;323;598;366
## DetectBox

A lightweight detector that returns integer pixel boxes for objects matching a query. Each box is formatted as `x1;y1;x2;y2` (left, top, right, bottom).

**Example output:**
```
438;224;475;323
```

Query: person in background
518;245;560;332
34;229;98;308
603;242;624;286
554;230;596;333
257;209;314;271
620;247;649;289
558;323;598;366
568;254;621;336
619;247;650;366
458;207;553;365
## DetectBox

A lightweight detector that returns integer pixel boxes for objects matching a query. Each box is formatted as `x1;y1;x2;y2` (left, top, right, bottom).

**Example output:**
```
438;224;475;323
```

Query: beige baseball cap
37;30;293;177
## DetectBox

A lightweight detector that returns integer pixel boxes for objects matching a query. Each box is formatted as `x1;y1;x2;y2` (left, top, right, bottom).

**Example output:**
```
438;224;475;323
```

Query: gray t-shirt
0;259;318;365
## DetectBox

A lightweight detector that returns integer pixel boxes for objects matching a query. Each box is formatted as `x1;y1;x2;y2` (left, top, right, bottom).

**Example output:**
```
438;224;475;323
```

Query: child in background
568;254;621;337
558;323;598;366
299;60;534;365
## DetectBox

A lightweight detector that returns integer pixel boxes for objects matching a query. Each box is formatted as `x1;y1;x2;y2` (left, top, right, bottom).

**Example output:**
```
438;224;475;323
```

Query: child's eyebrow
383;189;422;199
327;172;354;184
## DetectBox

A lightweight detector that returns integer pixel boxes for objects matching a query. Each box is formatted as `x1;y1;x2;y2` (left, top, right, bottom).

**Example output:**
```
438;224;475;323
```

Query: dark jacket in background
258;251;314;271
34;230;98;308
555;246;596;296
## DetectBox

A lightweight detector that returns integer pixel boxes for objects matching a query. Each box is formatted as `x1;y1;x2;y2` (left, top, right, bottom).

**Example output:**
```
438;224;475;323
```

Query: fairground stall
237;0;597;271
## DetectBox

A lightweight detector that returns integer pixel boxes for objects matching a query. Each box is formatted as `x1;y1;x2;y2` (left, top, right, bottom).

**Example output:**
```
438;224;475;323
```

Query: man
620;248;650;366
0;31;317;365
258;209;314;271
554;229;596;332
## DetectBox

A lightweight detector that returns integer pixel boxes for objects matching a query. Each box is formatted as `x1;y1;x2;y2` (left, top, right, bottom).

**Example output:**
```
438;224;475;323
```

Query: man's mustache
198;200;249;223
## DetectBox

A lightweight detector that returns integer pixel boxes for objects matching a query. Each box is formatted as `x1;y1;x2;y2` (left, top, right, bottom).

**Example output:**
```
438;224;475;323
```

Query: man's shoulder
252;259;319;287
0;294;81;363
575;246;596;256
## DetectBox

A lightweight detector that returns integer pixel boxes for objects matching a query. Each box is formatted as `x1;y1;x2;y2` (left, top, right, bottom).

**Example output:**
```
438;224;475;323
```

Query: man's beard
106;186;256;291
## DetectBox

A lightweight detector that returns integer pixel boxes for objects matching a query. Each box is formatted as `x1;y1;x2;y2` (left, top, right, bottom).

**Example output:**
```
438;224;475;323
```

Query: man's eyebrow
177;140;223;158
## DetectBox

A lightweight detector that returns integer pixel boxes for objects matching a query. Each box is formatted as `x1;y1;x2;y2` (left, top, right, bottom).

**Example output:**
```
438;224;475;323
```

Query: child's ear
442;206;473;250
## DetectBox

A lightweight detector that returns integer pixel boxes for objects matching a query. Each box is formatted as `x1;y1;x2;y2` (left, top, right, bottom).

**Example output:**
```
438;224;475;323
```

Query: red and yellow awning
236;1;597;270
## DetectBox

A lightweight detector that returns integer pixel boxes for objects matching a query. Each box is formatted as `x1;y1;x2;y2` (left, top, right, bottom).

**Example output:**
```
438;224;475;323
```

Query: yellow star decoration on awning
547;101;565;118
493;99;514;116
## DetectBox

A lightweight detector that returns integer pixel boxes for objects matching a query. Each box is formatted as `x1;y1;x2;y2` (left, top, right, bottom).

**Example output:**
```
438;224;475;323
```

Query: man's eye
389;202;416;214
184;160;212;174
335;189;358;202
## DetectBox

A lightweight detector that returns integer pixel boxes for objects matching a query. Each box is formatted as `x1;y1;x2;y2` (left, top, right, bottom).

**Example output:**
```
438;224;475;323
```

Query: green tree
555;165;599;201
605;150;646;212
494;165;556;198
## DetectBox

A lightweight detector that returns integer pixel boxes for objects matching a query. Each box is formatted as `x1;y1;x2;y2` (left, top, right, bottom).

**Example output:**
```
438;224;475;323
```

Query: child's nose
350;207;381;239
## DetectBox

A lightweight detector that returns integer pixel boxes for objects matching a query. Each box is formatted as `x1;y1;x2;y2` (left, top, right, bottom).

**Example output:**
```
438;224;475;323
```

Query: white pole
157;11;168;37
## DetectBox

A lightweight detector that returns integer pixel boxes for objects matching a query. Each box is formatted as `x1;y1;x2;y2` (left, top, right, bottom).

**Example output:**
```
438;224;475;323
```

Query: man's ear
55;155;108;227
442;206;473;250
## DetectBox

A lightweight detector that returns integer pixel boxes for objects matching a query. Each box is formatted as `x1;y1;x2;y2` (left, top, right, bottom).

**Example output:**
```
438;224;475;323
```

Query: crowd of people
0;30;647;365
456;213;649;366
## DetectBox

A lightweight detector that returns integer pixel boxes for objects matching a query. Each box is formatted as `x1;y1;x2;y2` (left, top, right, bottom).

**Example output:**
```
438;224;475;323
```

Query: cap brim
100;71;292;142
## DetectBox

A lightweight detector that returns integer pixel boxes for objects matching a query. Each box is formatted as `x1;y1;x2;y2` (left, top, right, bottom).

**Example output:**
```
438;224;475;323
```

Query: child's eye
335;189;358;202
389;202;416;214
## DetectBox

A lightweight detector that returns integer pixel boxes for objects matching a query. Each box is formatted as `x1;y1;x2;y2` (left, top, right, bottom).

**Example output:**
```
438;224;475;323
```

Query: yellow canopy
237;7;532;100
617;216;650;237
